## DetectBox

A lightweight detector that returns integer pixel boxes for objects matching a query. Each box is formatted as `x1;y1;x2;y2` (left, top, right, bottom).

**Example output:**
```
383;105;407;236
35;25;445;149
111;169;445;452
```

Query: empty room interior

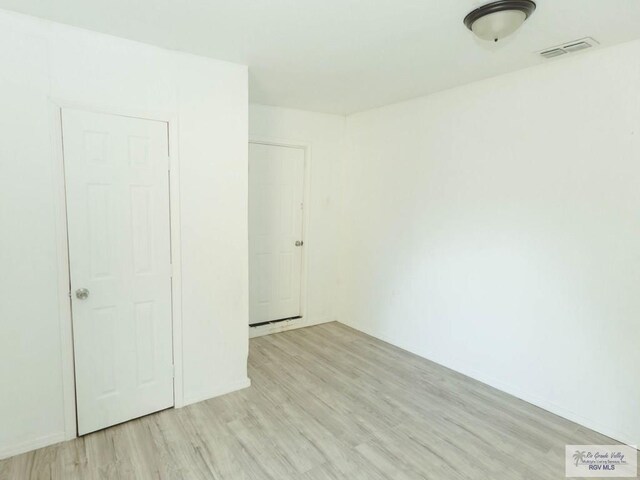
1;0;639;478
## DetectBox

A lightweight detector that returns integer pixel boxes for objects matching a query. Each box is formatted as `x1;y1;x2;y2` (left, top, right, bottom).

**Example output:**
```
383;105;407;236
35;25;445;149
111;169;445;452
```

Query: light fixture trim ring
463;0;537;32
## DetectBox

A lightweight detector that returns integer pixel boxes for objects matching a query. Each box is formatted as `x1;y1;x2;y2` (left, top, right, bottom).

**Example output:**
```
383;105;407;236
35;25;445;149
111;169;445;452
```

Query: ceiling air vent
540;48;566;59
539;37;599;59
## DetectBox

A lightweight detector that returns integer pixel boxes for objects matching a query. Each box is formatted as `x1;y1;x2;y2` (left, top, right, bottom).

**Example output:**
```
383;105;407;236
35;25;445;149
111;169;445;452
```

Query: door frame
49;99;185;440
248;137;311;335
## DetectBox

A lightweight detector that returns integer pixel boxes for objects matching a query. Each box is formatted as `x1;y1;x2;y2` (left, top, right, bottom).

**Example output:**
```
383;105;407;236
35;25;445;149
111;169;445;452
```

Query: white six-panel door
249;143;305;325
62;109;174;435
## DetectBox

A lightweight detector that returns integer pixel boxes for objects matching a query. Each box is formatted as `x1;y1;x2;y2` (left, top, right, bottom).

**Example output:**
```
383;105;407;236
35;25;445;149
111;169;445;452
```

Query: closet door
63;108;174;435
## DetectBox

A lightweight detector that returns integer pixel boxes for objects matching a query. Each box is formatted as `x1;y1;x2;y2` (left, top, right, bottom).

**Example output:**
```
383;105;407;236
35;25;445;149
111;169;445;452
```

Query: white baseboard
0;432;66;461
0;378;252;460
338;320;637;449
450;365;638;448
249;316;333;338
182;377;252;407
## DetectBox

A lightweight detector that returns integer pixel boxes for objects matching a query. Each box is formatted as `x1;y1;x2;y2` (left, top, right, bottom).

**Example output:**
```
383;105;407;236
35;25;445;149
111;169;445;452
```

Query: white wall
2;5;638;461
249;105;344;329
340;40;640;446
0;9;249;458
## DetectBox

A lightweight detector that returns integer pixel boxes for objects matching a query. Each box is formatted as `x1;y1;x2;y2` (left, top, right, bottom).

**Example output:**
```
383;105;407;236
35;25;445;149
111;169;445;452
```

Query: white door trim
248;136;312;335
49;99;185;441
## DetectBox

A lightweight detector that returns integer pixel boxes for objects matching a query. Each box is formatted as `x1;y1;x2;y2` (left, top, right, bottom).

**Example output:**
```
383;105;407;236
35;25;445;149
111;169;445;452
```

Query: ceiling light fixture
464;0;536;43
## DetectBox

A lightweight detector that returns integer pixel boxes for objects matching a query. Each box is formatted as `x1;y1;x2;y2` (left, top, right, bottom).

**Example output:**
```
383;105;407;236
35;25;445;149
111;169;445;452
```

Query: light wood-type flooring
0;322;634;479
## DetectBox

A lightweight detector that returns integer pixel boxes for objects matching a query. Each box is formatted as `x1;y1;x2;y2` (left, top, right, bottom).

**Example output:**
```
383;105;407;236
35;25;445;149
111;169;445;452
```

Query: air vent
563;41;591;53
540;48;566;59
538;37;599;59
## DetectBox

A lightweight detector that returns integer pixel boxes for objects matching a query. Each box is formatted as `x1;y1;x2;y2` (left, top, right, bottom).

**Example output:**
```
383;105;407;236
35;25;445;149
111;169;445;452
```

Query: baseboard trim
450;367;638;448
249;316;333;338
182;377;252;407
0;378;253;460
337;320;637;449
0;432;66;461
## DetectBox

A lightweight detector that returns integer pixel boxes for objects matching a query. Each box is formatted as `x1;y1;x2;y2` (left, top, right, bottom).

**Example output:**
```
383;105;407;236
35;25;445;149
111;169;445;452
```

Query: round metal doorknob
295;240;304;247
75;288;90;300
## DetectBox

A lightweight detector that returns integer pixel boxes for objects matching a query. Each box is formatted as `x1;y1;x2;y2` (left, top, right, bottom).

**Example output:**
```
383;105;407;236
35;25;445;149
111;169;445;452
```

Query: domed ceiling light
464;0;536;43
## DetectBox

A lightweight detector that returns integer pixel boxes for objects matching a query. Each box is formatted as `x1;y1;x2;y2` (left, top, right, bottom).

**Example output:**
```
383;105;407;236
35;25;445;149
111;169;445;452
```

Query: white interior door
62;108;174;435
249;143;305;325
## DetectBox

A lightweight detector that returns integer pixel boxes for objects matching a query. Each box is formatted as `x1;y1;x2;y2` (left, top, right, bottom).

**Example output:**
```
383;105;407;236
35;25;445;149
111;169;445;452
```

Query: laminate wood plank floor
1;322;634;479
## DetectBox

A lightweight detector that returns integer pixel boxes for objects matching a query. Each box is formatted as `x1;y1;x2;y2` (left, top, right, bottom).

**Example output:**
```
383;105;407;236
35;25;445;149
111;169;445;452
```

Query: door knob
295;240;304;247
75;288;90;300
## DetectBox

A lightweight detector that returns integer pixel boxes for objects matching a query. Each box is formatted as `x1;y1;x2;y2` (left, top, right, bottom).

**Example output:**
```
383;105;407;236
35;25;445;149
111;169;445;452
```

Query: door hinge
167;155;171;172
172;364;176;378
170;263;173;277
